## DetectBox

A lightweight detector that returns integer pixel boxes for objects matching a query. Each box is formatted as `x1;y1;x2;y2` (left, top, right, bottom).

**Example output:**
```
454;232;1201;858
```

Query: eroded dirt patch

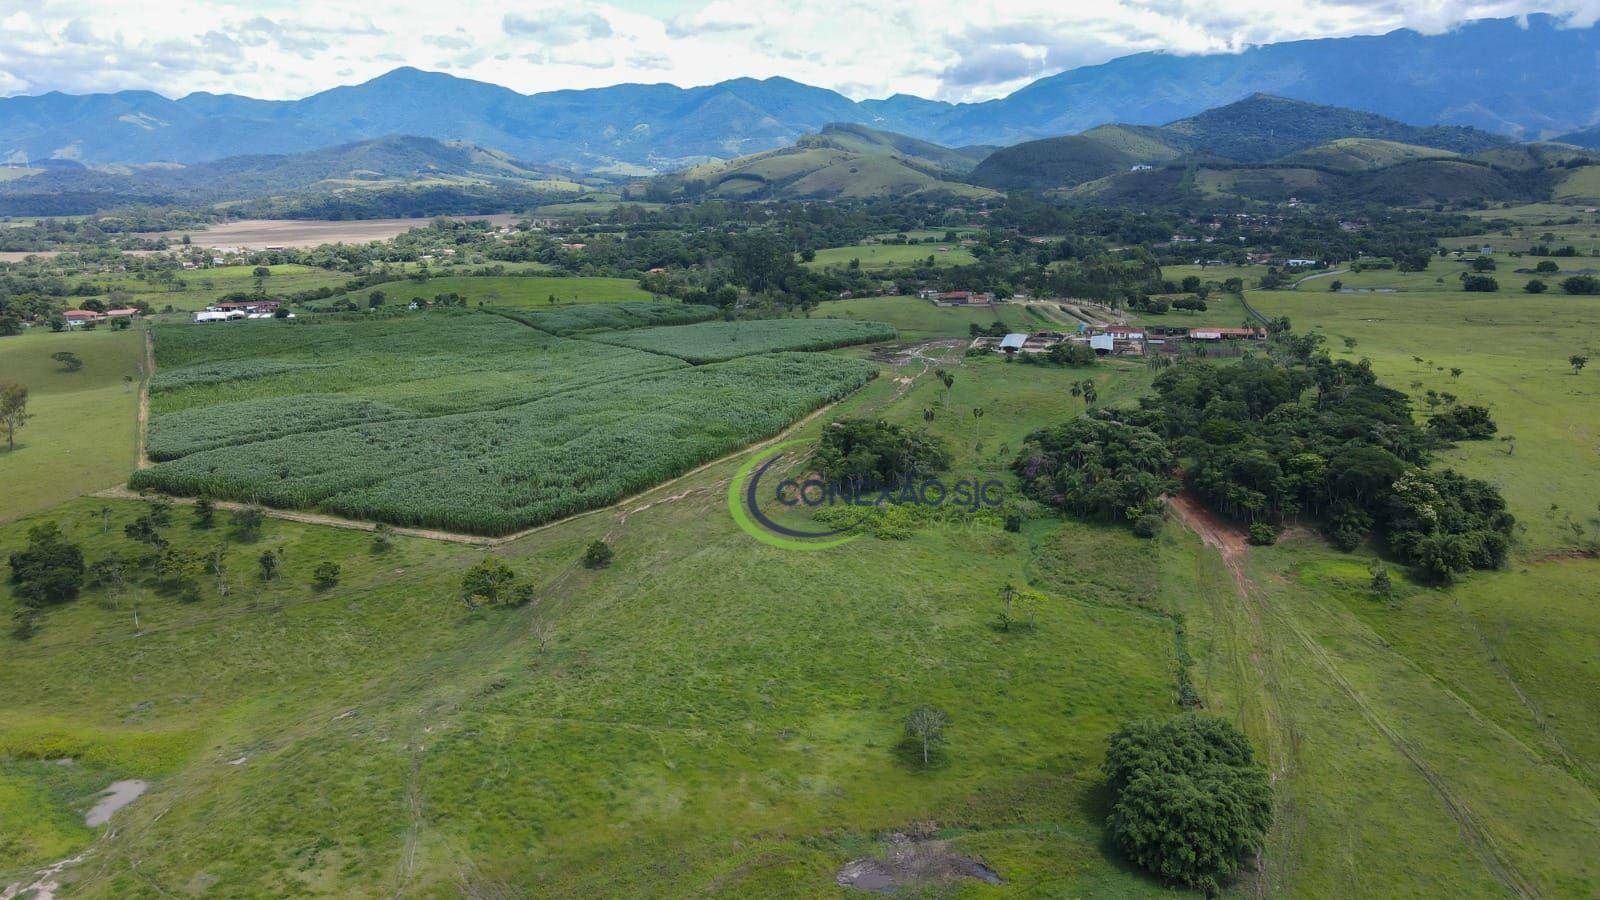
836;834;1001;892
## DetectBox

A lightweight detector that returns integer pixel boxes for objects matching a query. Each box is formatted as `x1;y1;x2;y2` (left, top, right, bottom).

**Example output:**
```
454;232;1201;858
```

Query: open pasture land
585;317;897;364
74;264;355;313
153;215;521;250
805;242;975;270
341;275;654;308
492;300;719;335
1443;222;1600;256
0;328;143;523
1162;263;1260;289
1249;288;1600;553
132;313;880;534
816;295;1033;339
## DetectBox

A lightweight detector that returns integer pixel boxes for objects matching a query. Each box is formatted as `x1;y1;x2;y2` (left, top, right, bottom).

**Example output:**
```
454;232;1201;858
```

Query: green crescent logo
728;439;859;551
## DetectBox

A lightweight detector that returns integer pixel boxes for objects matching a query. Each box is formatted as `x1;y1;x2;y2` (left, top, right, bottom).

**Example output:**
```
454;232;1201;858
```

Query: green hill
642;124;998;201
1278;138;1457;172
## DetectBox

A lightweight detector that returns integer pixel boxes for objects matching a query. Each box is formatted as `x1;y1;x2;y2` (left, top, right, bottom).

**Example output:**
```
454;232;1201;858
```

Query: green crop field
815;295;1034;339
0;328;144;523
491;301;718;335
585;317;897;363
131;313;879;533
805;243;975;269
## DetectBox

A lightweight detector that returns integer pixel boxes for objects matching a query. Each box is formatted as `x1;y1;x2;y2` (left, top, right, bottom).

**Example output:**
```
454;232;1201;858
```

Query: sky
0;1;1596;103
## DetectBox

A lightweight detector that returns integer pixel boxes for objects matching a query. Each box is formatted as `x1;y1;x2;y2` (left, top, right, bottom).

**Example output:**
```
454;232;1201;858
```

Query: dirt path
1167;492;1539;899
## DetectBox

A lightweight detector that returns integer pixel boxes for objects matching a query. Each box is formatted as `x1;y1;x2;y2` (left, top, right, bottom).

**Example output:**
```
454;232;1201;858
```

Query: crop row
491;301;719;335
132;353;877;535
584;318;897;363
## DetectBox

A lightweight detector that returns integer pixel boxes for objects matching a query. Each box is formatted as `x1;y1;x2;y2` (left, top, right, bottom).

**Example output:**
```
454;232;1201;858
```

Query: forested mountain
2;14;1598;172
0;135;590;216
968;95;1510;192
639;124;996;201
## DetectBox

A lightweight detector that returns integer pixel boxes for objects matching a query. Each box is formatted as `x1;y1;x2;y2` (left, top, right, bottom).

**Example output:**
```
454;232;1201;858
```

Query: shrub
461;557;533;608
1461;274;1498;292
312;561;341;590
230;505;265;541
1562;274;1600;295
1524;279;1547;294
1103;715;1272;893
582;540;614;570
1131;513;1162;539
7;522;85;607
901;705;949;767
1427;404;1497;441
371;523;394;554
1247;522;1278;545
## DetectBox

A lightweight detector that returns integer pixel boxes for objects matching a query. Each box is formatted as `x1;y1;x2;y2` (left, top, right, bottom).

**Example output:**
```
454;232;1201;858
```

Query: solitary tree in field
0;382;30;451
1080;380;1099;407
194;497;215;529
903;705;949;766
1571;354;1589;374
971;406;984;444
51;351;82;372
922;407;935;425
258;550;279;582
1501;435;1517;457
1450;367;1463;380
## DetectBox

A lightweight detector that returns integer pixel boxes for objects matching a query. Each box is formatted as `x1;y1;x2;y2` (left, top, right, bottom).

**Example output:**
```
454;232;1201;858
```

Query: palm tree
971;406;984;443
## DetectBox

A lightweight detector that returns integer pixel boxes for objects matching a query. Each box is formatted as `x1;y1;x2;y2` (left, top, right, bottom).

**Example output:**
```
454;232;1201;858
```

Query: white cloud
0;0;1592;102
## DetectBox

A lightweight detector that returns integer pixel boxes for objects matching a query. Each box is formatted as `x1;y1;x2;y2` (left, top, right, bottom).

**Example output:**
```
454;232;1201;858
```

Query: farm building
208;299;280;314
998;333;1028;354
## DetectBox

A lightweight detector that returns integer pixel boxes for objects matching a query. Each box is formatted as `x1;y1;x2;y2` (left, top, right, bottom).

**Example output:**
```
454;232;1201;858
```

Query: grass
1248;288;1600;553
805;243;975;270
585;318;897;364
333;275;655;308
74;265;354;313
0;328;143;524
2;357;1187;894
7;259;1600;895
813;295;1034;340
490;301;718;335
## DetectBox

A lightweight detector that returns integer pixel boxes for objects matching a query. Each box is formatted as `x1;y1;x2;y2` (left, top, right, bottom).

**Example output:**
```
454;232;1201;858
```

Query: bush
1103;715;1272;893
7;522;85;607
1427;404;1497;441
461;557;533;608
1524;279;1547;294
1247;522;1278;546
1461;274;1498;292
1131;514;1162;539
229;505;265;541
1562;275;1600;295
312;561;341;590
582;540;614;570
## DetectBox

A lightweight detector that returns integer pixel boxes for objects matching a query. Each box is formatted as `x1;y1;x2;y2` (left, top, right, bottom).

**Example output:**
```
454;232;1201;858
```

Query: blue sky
0;1;1594;101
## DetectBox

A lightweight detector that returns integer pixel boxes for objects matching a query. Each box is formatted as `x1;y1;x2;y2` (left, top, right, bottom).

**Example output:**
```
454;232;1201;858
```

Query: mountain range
2;14;1598;173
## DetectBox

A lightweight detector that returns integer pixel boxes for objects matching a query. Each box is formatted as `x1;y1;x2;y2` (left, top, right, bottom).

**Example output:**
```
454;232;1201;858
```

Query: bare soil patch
151;214;519;250
836;834;1001;892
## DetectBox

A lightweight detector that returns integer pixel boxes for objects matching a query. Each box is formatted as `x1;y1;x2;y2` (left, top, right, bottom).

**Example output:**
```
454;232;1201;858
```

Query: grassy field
4;305;1600;895
1249;288;1600;553
336;275;656;308
814;295;1034;339
0;328;144;523
75;265;354;313
805;243;975;270
1162;264;1260;289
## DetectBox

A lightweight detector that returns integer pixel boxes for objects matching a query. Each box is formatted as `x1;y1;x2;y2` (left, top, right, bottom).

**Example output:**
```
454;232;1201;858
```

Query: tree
88;554;132;612
50;351;83;373
1449;367;1462;380
1535;259;1560;273
902;705;949;767
582;540;614;569
1328;279;1342;292
154;546;205;602
1369;560;1392;598
0;382;30;452
460;557;533;608
371;523;394;554
193;497;216;529
230;505;265;541
1103;715;1272;894
1562;274;1600;295
7;522;86;607
312;561;341;590
1461;274;1498;292
258;550;279;582
1525;279;1547;294
1571;354;1589;374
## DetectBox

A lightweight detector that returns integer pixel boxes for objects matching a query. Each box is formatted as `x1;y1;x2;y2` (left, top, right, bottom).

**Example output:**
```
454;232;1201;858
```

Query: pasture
73;264;355;313
0;328;143;523
814;294;1034;339
156;215;520;250
337;275;656;308
805;242;975;270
